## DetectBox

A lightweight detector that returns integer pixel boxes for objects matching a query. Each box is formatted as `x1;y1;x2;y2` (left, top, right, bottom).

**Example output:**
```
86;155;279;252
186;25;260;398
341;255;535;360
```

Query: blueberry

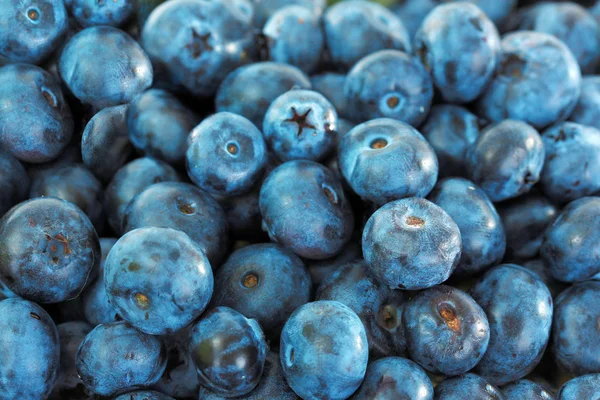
414;2;500;103
345;50;433;126
521;258;567;299
187;112;268;196
0;197;100;303
569;76;600;130
0;298;60;400
82;238;120;325
351;356;433;400
557;374;600;400
362;197;462;290
216;62;311;128
189;306;267;397
316;260;406;359
76;322;167;396
477;31;581;129
250;0;325;28
466;120;545;202
502;379;554;400
280;300;368;400
469;264;553;385
310;72;349;120
540;122;600;205
263;89;337;162
123;181;229;267
0;148;30;217
66;0;134;28
211;243;311;338
307;237;361;286
433;373;503;400
259;160;354;259
0;64;73;163
541;197;600;282
59;26;153;109
112;391;174;400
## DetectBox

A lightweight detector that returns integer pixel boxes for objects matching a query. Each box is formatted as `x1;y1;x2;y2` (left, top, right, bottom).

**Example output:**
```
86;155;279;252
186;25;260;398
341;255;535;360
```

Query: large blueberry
82;238;120;325
66;0;134;27
152;329;199;399
569;76;600;130
502;379;554;400
0;148;30;217
433;373;503;400
557;374;600;400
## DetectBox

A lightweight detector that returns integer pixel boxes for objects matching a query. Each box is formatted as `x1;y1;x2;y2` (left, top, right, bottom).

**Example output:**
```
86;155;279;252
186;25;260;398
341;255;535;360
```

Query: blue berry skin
338;118;438;205
414;3;500;104
66;0;134;28
351;357;433;400
461;0;517;28
541;197;600;282
123;182;229;267
466;120;545;202
552;281;600;375
391;0;437;40
345;50;433;126
113;391;174;400
310;72;349;120
0;197;100;303
187;112;268;196
262;6;324;74
420;105;481;179
522;258;567;299
76;322;167;396
540;122;600;205
316;261;406;359
250;0;325;28
0;64;73;163
105;227;214;335
127;89;197;165
280;300;368;400
152;330;199;399
403;285;490;376
477;31;581;130
502;379;554;400
428;178;505;276
433;373;503;400
59;26;153;109
324;1;410;71
216;62;311;129
0;0;68;64
104;157;180;234
308;237;361;287
557;374;600;400
81;104;133;183
211;243;311;338
362;197;462;290
189;306;267;397
141;0;255;98
569;76;600;130
497;192;557;261
0;148;30;217
259;160;354;260
0;298;60;400
263;90;338;162
469;264;553;386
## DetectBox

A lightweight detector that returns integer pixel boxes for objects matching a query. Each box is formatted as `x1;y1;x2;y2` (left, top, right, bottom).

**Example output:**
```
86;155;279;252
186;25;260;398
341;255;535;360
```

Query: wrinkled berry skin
540;122;600;205
323;1;410;71
428;178;505;276
541;197;600;282
280;301;368;400
152;330;199;399
466;120;545;202
66;0;134;28
0;64;73;163
127;89;197;165
123;182;229;267
316;261;406;359
420;105;481;178
189;307;267;397
211;243;311;338
557;374;600;400
362;197;462;290
0;197;100;303
76;322;167;396
0;0;68;63
113;391;174;400
414;3;500;103
477;31;581;130
552;281;600;375
0;299;60;400
502;379;554;400
569;76;600;130
216;62;311;128
308;238;361;287
60;26;153;109
105;227;214;335
0;149;30;217
433;373;503;400
403;285;489;376
141;0;255;98
469;264;553;386
351;357;433;400
260;160;354;260
187;112;268;196
345;50;433;126
81;104;133;183
250;0;325;28
263;90;337;162
310;72;349;120
338;118;438;205
82;238;120;325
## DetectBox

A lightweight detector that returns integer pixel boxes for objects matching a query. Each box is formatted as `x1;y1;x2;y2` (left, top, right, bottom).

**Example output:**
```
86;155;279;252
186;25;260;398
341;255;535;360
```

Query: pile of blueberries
2;0;600;398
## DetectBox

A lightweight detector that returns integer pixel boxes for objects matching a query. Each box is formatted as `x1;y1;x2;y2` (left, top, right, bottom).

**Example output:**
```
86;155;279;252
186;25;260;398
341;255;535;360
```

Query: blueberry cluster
1;0;600;399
